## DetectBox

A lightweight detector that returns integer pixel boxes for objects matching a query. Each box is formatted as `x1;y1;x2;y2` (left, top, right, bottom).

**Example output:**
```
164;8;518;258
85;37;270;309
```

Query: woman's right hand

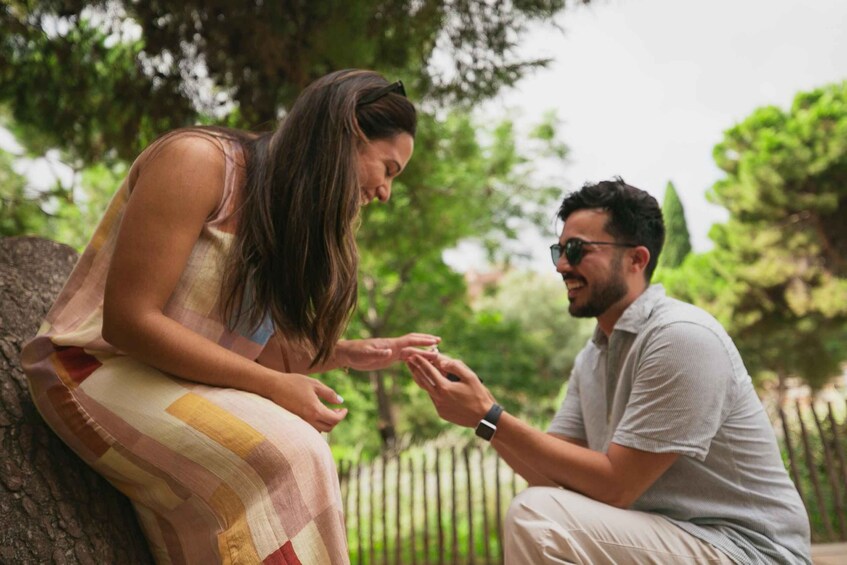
266;372;348;433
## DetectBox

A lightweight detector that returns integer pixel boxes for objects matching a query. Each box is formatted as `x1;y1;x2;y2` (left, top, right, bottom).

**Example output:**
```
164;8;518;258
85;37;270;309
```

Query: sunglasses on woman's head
549;238;637;267
357;80;406;106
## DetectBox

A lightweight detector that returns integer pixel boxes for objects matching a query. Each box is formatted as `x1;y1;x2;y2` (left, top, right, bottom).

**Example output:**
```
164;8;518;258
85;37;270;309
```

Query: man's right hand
402;350;496;428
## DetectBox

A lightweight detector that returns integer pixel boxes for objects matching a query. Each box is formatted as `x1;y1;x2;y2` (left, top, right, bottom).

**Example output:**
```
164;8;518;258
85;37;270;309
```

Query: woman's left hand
338;333;440;371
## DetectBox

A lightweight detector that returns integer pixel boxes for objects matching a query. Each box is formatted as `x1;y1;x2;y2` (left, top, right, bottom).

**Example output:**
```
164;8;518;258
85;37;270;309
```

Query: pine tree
659;181;692;268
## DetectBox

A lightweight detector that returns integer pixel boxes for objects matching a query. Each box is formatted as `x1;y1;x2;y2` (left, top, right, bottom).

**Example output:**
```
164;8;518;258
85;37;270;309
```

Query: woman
21;69;438;563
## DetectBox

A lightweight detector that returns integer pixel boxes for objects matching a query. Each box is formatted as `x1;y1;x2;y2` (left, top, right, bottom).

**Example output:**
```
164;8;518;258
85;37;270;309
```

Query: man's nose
556;253;572;273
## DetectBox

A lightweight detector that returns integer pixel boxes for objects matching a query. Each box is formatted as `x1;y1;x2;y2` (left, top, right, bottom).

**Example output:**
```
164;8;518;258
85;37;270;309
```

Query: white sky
447;0;847;273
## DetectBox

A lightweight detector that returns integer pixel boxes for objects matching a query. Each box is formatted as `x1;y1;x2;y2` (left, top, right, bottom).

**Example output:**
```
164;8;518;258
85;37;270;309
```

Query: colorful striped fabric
21;132;348;564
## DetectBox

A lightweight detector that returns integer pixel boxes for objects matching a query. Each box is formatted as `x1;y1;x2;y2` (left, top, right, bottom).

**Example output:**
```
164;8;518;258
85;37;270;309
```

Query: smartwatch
475;403;503;441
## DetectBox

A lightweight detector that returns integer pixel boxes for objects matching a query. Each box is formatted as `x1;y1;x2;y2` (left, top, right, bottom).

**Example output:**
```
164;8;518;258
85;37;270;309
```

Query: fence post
369;460;376;565
495;454;503;564
826;402;847;509
811;403;847;539
479;446;491;565
355;462;363;565
422;451;430;565
381;454;389;565
451;447;459;565
435;448;445;564
464;446;475;565
778;406;808;511
340;460;350;543
795;400;836;541
394;455;402;565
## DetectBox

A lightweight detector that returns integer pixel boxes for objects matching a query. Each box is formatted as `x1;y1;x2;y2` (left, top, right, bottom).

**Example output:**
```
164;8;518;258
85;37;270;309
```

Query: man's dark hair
558;177;665;281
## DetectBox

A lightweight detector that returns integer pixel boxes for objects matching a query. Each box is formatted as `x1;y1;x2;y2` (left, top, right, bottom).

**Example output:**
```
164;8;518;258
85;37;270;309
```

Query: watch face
475;420;496;441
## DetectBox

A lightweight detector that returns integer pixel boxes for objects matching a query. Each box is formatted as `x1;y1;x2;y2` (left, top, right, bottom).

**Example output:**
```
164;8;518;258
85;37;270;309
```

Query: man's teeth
566;280;585;290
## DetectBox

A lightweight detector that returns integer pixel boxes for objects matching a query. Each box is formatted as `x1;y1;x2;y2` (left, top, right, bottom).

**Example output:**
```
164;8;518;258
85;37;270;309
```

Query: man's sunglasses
357;80;406;106
550;238;637;267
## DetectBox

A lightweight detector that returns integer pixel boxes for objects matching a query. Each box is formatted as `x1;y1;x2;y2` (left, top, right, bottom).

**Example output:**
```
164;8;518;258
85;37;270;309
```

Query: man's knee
504;487;583;563
506;487;579;541
506;486;585;527
507;487;551;528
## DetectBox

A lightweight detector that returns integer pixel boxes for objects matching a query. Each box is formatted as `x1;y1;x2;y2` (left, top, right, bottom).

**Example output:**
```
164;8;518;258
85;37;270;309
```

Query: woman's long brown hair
220;69;416;366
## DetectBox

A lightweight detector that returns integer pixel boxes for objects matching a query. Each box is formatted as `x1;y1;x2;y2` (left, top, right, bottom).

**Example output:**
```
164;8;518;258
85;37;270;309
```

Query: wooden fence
338;398;847;563
338;445;526;565
776;399;847;543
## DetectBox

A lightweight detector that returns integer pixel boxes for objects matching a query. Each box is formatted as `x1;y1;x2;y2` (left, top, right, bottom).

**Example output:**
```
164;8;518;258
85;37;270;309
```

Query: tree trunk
0;237;153;564
370;370;397;451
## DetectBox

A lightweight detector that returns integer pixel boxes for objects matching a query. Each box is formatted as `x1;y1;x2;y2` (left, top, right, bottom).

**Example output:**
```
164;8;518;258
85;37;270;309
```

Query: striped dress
20;133;349;564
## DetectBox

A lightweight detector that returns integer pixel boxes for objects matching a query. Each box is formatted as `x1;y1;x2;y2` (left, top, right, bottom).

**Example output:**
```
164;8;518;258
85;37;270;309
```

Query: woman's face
357;133;414;205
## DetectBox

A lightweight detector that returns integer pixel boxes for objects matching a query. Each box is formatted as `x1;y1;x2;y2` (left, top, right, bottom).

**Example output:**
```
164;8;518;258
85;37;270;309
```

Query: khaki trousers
504;487;735;564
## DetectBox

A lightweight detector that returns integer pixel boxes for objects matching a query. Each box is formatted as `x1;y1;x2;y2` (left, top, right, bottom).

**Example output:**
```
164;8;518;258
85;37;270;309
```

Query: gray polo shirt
549;285;810;564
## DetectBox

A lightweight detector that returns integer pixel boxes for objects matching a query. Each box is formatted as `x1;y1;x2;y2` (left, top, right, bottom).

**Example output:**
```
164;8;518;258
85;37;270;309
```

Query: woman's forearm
103;309;347;432
256;334;348;375
103;310;281;397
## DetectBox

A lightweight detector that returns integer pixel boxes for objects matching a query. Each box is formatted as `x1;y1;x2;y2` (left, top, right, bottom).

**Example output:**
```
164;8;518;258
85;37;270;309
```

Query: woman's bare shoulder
136;130;231;171
130;129;235;190
126;130;235;215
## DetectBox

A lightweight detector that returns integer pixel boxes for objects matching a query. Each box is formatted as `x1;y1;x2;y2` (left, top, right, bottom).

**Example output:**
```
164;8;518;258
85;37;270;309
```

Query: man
404;179;810;564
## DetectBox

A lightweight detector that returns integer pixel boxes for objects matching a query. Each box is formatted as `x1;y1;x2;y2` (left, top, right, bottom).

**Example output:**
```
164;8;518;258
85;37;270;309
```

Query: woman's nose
376;180;392;202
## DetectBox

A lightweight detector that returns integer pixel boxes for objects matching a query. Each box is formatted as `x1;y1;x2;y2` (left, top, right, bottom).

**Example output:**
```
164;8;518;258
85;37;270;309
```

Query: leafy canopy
0;1;587;452
663;82;847;389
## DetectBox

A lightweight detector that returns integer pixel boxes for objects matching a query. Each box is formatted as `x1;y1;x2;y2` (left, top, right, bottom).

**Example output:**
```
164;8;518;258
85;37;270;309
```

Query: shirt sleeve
548;349;587;440
612;322;733;461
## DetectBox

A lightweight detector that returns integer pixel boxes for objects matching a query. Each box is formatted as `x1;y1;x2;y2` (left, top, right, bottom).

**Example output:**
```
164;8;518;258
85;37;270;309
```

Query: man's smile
564;276;586;299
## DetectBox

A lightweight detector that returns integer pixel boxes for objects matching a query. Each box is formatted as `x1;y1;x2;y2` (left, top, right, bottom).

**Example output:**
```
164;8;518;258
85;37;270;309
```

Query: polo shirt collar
590;284;666;346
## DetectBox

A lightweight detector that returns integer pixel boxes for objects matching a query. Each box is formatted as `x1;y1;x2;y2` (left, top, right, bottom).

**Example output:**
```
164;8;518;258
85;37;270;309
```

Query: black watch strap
475;403;503;441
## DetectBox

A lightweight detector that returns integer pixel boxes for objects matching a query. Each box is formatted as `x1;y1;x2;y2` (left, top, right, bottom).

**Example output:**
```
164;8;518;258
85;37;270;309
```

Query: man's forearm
491;412;626;504
493;440;559;487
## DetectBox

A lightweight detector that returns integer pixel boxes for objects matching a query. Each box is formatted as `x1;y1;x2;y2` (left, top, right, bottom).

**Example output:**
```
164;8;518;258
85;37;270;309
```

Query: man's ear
631;246;651;274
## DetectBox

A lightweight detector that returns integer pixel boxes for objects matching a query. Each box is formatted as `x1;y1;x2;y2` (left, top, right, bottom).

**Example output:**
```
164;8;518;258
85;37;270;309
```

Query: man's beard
568;256;628;318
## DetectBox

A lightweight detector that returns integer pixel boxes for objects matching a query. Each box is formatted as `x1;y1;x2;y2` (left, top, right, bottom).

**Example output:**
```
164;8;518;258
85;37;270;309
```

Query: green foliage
1;2;583;454
656;252;729;323
0;16;195;166
0;0;582;249
1;1;578;134
0;148;45;236
41;162;128;250
777;402;847;543
663;82;847;389
0;132;127;250
658;181;691;269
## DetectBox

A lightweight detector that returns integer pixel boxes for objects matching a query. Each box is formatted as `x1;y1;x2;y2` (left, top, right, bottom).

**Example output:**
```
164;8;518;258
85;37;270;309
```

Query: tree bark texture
0;237;153;564
370;370;397;452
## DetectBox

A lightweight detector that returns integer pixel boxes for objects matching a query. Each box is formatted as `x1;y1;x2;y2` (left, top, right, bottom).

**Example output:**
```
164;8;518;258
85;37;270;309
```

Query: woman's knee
281;419;337;476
